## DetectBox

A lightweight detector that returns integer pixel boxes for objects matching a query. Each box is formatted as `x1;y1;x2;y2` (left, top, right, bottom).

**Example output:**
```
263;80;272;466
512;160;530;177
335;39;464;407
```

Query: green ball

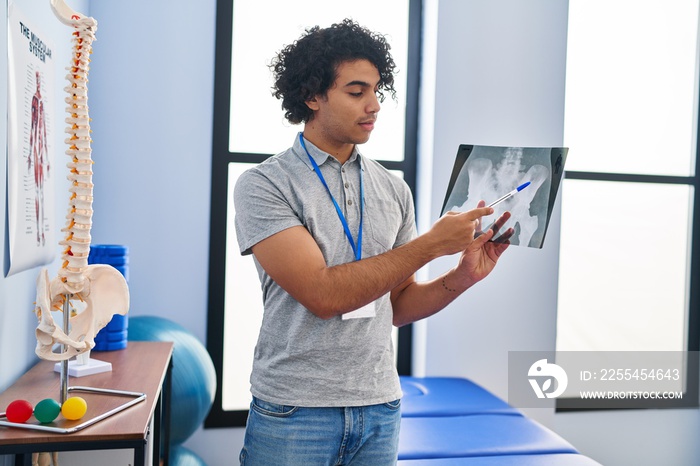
34;398;61;423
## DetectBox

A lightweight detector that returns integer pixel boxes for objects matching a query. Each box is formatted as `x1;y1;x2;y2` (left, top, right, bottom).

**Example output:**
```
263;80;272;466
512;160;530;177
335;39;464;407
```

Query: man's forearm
390;270;476;327
306;235;441;318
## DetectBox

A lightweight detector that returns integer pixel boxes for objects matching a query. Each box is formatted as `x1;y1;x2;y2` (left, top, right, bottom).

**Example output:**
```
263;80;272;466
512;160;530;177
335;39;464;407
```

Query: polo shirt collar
294;133;363;170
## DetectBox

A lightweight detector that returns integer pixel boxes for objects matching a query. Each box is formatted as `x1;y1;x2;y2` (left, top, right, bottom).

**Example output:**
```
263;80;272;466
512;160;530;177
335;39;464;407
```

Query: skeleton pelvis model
33;1;129;361
34;267;129;361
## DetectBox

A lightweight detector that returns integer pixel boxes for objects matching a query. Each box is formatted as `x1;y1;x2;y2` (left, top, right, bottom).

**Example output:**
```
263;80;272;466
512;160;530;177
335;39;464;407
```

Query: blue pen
487;182;531;208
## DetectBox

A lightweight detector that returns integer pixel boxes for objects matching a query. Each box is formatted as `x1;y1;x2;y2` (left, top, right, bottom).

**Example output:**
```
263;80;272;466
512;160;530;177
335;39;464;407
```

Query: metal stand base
0;386;146;434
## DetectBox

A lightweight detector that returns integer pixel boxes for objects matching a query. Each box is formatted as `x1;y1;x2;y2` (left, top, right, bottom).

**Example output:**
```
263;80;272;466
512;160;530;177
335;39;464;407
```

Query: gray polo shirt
234;134;417;407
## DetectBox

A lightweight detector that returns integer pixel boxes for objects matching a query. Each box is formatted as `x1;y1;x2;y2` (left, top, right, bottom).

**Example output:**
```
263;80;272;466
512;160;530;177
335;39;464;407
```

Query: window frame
554;0;700;411
555;170;700;411
205;0;423;428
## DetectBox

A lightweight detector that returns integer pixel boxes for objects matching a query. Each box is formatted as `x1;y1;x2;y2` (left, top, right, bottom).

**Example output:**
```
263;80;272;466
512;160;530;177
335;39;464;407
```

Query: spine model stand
0;2;145;439
33;1;129;368
0;0;146;440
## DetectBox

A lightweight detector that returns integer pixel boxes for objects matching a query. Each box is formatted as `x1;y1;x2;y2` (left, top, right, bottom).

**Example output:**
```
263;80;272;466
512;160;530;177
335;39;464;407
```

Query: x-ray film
441;144;568;248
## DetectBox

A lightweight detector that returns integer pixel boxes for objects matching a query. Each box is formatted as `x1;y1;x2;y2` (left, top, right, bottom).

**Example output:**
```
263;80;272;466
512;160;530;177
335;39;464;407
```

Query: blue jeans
239;397;401;466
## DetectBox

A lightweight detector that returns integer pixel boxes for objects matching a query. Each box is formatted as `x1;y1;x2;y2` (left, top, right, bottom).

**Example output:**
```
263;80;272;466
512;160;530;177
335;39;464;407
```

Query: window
206;0;421;427
556;0;700;409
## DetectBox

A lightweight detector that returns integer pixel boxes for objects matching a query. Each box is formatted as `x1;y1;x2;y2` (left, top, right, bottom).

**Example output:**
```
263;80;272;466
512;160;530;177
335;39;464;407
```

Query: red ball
5;399;33;423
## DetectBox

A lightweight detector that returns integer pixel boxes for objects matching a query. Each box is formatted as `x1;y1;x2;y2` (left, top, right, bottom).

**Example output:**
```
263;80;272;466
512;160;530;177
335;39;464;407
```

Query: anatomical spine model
33;1;129;362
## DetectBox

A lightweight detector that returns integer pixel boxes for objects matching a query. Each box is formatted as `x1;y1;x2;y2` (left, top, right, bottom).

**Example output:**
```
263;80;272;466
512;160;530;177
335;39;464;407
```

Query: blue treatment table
398;377;602;465
398;414;578;460
400;376;519;417
397;454;603;465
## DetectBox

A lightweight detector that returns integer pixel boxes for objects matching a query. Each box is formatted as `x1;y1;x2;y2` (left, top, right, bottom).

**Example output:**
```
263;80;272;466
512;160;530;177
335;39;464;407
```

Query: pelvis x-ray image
441;144;568;248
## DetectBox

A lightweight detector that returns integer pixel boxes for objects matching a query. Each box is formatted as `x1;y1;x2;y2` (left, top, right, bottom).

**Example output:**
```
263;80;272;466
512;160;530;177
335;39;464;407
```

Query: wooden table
0;341;173;466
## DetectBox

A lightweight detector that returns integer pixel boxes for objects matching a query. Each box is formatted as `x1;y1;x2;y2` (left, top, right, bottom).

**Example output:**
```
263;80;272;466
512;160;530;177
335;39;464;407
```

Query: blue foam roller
92;339;127;351
400;376;520;417
94;329;128;343
398;415;578;460
398;454;603;465
105;314;128;331
90;244;129;351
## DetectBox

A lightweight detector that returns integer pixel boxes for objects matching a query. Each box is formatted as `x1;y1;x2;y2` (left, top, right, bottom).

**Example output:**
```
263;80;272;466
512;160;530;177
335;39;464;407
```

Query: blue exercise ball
170;445;208;466
128;316;216;445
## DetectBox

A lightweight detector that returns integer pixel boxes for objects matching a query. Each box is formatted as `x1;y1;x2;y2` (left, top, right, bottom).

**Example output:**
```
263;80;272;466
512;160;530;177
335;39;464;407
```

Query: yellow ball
61;396;87;420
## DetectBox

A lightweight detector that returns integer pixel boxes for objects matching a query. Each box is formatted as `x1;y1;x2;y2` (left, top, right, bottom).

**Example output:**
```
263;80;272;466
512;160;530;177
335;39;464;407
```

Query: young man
234;19;513;465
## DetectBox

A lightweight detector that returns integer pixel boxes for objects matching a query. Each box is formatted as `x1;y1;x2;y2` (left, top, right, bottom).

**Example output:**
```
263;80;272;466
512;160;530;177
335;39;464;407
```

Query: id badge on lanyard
299;133;376;320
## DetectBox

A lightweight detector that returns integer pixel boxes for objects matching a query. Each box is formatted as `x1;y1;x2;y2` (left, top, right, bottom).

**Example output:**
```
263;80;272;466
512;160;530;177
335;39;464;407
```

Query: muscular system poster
7;3;56;275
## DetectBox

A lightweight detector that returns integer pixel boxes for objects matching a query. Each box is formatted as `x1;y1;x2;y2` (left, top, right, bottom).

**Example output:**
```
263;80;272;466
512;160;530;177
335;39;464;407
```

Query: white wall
2;1;699;465
419;0;567;431
86;0;215;342
554;408;700;466
86;0;221;462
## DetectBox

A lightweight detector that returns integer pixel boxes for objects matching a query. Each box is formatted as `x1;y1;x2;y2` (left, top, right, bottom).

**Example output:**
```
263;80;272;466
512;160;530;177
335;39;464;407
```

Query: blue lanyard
299;133;364;261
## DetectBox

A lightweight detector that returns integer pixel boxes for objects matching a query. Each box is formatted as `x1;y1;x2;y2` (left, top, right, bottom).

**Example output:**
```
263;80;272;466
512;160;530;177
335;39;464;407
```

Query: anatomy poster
7;3;56;275
441;144;568;248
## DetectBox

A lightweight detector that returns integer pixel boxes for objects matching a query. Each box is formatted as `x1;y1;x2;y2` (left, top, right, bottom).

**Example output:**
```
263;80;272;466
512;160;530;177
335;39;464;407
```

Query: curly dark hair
270;18;397;124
